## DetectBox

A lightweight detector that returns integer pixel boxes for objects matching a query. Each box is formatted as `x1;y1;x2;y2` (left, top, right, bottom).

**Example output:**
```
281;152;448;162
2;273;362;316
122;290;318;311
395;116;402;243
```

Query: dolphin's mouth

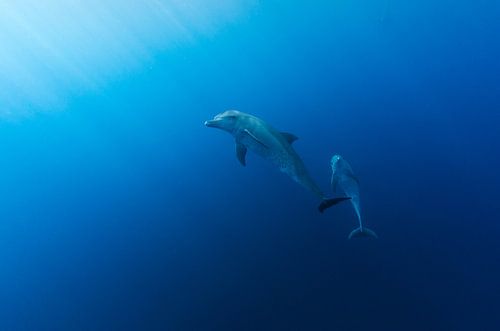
204;119;219;127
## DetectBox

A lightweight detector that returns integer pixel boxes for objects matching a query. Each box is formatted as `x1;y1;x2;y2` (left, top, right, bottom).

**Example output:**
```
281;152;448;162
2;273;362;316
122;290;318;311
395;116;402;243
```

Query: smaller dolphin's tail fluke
318;197;351;213
348;227;378;239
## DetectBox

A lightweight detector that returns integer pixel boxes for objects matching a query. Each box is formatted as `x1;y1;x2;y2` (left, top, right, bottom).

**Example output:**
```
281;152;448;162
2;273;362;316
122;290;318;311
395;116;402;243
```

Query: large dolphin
205;110;349;211
329;154;378;239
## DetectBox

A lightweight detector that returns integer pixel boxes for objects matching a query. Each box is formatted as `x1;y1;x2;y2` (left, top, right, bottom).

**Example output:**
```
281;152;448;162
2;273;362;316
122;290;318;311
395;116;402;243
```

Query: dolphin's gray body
330;155;377;239
205;110;349;210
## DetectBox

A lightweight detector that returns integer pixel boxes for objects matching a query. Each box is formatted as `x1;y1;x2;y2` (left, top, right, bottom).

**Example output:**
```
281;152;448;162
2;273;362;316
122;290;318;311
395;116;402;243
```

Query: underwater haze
0;1;499;330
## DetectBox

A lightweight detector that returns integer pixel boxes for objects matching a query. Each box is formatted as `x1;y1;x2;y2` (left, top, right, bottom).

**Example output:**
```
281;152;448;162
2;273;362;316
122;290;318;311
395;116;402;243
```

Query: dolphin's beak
204;119;219;128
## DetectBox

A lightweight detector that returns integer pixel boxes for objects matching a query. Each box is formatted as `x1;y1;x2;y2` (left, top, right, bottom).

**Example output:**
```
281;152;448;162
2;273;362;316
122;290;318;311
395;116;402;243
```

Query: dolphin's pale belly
334;176;361;220
240;135;294;172
241;135;324;198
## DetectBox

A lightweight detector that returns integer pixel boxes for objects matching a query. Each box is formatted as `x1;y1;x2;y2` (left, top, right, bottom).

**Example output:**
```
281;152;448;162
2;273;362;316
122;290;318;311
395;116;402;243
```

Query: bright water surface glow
0;0;254;117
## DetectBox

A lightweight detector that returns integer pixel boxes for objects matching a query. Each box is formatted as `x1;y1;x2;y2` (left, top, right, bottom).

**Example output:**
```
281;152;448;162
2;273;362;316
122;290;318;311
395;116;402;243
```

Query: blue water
0;1;499;330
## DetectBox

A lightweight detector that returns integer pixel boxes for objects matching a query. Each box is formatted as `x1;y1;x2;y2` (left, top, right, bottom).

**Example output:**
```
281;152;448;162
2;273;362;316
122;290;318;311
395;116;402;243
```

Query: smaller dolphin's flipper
243;129;268;148
236;143;247;166
318;197;351;213
280;132;298;144
348;227;378;239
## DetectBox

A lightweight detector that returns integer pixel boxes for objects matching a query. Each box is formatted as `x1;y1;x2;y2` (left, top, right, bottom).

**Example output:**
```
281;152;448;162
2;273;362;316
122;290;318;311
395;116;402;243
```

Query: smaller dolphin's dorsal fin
236;143;247;166
280;132;298;144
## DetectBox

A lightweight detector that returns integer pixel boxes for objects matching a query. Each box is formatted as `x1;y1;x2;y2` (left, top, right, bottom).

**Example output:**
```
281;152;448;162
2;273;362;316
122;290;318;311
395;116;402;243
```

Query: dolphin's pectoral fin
236;143;247;166
243;129;269;148
280;132;298;144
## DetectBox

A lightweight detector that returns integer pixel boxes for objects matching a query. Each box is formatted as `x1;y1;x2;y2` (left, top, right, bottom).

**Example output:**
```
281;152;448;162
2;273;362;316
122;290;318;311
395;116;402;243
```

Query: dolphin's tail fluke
318;197;351;213
348;227;378;239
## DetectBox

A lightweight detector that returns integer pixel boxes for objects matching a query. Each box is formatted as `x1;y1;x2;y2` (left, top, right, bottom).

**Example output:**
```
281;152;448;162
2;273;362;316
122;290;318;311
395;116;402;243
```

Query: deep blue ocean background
0;1;499;330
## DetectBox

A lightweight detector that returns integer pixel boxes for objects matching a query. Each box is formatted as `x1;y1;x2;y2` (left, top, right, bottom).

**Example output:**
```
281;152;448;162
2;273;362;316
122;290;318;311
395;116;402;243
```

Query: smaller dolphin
205;110;350;211
328;155;378;239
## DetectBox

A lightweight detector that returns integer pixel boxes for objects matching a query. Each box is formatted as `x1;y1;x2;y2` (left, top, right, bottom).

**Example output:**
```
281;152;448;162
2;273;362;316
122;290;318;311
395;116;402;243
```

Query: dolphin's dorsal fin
243;129;268;148
236;143;247;166
280;132;298;144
